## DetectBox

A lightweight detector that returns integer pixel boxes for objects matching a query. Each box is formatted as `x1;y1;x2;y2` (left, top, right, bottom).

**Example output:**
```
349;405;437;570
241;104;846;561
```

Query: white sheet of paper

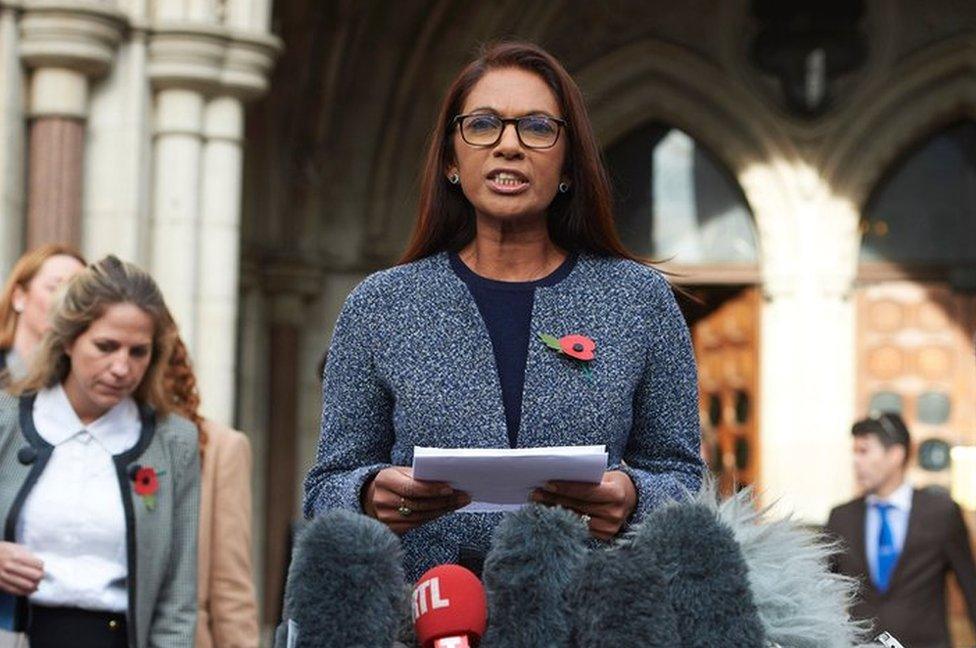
412;445;609;512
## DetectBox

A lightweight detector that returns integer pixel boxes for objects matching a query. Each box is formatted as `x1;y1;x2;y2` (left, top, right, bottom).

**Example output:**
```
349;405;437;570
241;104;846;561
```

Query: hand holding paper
412;445;609;512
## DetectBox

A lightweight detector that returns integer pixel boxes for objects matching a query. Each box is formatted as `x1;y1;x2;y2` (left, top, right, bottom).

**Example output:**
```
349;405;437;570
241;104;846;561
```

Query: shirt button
109;620;118;630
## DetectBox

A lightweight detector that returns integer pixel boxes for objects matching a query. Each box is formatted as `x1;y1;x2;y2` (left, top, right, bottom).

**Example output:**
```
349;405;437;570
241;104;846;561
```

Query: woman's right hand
0;542;43;596
363;467;471;534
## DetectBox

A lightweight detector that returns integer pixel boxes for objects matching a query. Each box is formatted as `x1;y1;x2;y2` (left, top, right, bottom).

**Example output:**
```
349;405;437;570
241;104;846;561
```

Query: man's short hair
852;412;912;462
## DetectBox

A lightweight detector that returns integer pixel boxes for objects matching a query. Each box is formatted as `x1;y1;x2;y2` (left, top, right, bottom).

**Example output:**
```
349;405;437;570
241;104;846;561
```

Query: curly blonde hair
163;336;208;452
11;256;178;416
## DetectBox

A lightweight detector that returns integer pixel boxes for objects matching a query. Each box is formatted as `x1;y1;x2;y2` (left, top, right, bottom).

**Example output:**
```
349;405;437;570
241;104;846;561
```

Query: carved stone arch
824;35;976;211
573;38;802;284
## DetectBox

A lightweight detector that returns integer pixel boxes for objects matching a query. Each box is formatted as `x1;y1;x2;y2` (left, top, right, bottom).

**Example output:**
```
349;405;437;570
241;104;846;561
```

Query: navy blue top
449;252;577;447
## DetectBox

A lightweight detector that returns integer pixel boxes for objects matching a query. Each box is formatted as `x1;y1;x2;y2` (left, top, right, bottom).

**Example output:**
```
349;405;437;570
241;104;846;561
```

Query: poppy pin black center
572;343;584;352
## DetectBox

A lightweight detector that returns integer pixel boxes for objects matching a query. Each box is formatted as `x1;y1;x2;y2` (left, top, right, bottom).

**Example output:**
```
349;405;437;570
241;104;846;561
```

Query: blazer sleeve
945;500;976;627
149;440;200;648
208;432;259;648
619;276;705;522
303;286;395;517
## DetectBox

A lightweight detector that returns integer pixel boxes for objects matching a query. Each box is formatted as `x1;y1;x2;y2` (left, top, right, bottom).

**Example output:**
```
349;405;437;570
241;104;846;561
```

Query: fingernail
440;486;453;495
531;492;543;502
544;482;558;493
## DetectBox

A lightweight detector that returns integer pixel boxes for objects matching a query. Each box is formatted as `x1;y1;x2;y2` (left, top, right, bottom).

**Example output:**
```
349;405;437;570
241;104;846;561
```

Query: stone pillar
195;31;279;423
82;28;153;264
0;2;25;273
757;189;859;523
263;291;302;625
19;0;125;248
147;26;225;351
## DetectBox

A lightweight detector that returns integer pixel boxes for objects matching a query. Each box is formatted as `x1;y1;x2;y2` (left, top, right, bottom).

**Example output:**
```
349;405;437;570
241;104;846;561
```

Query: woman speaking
304;42;704;581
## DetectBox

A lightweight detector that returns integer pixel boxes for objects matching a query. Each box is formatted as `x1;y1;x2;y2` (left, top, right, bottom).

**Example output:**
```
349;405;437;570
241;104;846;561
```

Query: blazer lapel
850;498;874;590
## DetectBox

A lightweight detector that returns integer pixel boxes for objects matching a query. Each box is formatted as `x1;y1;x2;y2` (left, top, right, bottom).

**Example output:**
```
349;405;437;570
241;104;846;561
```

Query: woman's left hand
531;470;637;541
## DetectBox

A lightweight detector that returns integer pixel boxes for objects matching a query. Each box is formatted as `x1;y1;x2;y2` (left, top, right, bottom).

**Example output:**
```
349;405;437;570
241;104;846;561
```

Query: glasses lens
518;116;559;147
461;115;502;145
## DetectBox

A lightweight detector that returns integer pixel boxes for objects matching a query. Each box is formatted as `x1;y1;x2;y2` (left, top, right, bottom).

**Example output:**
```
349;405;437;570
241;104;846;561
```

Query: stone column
146;26;226;351
263;293;301;625
195;31;279;423
19;0;125;248
0;2;25;273
258;263;320;626
757;191;859;523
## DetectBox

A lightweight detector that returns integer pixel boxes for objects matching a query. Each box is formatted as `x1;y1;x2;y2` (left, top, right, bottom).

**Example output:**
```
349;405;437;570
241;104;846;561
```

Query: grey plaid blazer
0;390;200;648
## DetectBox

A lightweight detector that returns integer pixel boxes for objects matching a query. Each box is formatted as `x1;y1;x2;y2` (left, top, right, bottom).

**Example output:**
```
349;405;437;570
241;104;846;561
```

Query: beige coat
196;421;259;648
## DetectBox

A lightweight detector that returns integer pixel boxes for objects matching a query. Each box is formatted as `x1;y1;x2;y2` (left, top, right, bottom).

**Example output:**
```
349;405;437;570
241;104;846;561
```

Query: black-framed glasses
452;113;567;149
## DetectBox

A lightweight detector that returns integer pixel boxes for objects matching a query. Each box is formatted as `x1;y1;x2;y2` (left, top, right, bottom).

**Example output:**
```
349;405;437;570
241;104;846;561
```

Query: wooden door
691;287;761;495
856;281;976;487
856;281;976;646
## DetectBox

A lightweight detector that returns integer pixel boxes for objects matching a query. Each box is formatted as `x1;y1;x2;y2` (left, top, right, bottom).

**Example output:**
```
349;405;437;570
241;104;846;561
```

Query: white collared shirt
16;384;141;612
864;480;913;585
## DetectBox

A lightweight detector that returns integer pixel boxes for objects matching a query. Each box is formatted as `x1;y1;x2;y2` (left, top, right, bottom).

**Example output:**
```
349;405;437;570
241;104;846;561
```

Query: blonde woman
164;338;259;648
0;256;199;648
0;244;85;381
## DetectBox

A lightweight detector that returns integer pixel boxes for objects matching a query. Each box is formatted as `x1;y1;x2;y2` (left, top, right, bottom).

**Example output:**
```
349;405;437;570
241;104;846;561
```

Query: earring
13;301;23;314
448;172;460;185
558;181;570;194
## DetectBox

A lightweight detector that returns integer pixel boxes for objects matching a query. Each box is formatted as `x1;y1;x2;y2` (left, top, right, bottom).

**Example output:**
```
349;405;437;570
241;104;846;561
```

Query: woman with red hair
0;245;85;381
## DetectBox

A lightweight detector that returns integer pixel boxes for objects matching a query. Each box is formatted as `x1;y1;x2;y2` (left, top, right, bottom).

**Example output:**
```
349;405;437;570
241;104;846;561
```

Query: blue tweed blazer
303;252;704;581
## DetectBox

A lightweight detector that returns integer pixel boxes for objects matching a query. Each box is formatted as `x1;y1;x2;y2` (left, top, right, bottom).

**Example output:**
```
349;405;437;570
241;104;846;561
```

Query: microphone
604;502;765;646
412;564;486;648
480;504;589;647
567;528;679;646
279;510;409;647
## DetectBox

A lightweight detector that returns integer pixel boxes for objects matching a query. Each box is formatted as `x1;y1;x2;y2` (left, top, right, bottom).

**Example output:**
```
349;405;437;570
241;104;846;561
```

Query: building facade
1;0;974;639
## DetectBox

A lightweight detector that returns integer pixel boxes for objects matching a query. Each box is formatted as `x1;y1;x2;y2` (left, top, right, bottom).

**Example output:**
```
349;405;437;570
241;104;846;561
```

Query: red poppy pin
132;466;165;511
538;332;596;378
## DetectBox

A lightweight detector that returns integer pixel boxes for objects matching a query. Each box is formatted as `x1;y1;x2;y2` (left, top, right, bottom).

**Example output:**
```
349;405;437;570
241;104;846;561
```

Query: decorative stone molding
19;0;125;76
147;23;227;93
222;29;281;100
149;22;280;99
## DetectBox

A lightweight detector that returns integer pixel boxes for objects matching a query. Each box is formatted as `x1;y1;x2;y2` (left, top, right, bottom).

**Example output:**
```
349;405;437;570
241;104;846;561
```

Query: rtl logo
412;576;451;621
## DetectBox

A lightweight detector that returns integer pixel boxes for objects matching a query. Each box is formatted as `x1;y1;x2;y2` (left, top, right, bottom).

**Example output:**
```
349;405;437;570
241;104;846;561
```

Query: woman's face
13;254;85;341
64;302;155;419
450;67;568;224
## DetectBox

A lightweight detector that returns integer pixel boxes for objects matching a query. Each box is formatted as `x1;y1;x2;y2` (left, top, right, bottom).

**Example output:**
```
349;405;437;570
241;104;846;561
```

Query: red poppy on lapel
558;334;596;361
132;466;164;511
538;332;596;379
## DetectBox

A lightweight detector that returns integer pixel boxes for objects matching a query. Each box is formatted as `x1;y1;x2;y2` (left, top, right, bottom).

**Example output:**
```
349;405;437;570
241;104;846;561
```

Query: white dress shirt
16;384;141;612
864;480;913;586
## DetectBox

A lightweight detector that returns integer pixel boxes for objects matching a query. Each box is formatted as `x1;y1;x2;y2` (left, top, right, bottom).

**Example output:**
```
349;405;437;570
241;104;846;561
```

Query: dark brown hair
852;412;912;465
399;41;640;263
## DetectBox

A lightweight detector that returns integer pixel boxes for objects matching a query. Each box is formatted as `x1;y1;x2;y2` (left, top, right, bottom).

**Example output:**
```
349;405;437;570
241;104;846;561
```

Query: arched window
862;121;976;276
604;122;758;267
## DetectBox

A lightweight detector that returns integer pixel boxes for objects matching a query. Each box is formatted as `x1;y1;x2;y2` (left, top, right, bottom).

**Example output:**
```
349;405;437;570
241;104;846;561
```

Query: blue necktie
874;502;899;593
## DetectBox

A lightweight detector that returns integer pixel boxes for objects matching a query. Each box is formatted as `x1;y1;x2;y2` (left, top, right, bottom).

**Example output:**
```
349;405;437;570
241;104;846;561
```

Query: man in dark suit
826;413;976;648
